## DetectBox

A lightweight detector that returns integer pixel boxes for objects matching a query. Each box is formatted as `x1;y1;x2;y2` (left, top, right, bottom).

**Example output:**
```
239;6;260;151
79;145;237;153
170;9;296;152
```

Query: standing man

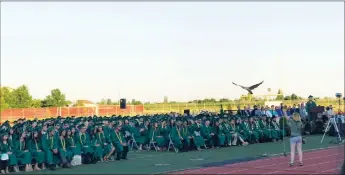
305;95;317;122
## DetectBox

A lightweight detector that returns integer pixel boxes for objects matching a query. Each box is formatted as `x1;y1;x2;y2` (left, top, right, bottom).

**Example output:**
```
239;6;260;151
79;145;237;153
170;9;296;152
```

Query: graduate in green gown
239;118;250;142
96;125;115;161
0;133;19;173
159;121;169;149
213;120;226;147
181;121;192;151
121;120;131;143
254;117;265;142
201;120;215;148
66;128;81;156
271;116;283;141
229;118;248;146
57;130;72;167
41;127;58;171
148;122;165;150
14;132;33;172
130;122;146;151
76;124;97;164
90;126;103;161
248;117;260;143
28;131;45;171
221;119;233;146
168;119;183;151
190;120;205;150
259;115;273;141
140;121;151;150
110;125;128;160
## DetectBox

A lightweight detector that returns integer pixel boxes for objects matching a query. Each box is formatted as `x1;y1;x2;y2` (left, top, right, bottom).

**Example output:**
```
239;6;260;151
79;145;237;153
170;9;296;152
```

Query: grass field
28;135;343;174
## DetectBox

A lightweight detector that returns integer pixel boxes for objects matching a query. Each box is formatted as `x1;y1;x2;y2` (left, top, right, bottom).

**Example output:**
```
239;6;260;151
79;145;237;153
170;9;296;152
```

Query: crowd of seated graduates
0;105;299;173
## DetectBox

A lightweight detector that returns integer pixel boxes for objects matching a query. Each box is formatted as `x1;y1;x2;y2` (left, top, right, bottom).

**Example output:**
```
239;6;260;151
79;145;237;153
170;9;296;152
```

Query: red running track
173;146;344;174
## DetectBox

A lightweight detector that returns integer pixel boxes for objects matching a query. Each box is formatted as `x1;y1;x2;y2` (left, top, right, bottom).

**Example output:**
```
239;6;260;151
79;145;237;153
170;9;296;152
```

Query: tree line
0;85;144;111
0;85;334;112
0;85;71;111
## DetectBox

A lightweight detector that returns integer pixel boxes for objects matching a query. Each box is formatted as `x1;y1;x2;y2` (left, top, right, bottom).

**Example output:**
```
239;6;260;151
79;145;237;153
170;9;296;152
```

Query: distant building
73;100;97;107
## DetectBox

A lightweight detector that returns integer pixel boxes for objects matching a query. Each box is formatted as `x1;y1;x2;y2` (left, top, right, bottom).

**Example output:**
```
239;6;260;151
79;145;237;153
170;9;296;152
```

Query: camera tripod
321;116;344;144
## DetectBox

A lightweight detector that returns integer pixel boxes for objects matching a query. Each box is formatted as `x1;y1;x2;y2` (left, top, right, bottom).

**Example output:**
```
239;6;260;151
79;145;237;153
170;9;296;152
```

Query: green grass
28;135;343;174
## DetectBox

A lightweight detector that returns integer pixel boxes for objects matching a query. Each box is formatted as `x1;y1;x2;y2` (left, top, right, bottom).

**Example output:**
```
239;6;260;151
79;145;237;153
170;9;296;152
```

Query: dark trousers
53;152;67;164
117;146;129;159
0;160;8;170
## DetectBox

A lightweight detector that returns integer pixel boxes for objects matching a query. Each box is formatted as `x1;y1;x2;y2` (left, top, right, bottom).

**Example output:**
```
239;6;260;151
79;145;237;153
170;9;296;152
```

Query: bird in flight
232;81;264;94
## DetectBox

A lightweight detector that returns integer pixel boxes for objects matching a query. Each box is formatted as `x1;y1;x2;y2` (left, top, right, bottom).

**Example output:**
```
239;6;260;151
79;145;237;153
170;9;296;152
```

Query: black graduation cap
308;95;313;98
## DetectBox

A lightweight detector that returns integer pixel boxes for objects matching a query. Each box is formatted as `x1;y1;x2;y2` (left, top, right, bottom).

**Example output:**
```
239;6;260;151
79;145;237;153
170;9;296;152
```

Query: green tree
275;89;284;100
31;99;42;108
44;89;68;107
219;98;230;103
276;95;284;100
0;87;10;111
41;99;51;108
291;93;299;100
0;95;9;111
1;87;12;104
7;85;33;108
97;99;107;105
277;89;283;95
106;98;112;105
131;100;142;105
284;95;291;100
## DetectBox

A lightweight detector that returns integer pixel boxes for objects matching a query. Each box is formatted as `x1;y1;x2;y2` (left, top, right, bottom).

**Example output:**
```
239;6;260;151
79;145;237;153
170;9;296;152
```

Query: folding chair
167;134;179;153
194;131;208;149
130;133;139;150
149;139;158;152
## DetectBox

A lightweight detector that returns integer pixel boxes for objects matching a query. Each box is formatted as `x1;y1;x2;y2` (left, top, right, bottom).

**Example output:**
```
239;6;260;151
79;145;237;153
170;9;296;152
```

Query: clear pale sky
1;2;344;103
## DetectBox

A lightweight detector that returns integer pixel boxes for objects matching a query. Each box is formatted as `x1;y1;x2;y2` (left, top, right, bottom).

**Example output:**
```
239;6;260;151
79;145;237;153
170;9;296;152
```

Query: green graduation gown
169;125;183;149
110;130;127;155
259;119;272;140
28;139;45;164
159;126;170;146
95;132;112;158
255;120;265;140
76;132;94;154
57;137;73;163
239;122;250;141
271;121;283;140
180;126;192;149
222;122;232;146
0;141;18;166
41;133;58;165
201;125;214;147
130;126;146;145
148;127;165;148
191;124;205;149
66;135;81;155
14;139;32;165
214;125;226;146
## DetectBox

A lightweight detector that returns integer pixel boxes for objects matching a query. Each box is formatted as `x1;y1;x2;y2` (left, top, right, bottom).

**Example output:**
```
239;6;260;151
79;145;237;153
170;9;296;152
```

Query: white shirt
264;110;272;118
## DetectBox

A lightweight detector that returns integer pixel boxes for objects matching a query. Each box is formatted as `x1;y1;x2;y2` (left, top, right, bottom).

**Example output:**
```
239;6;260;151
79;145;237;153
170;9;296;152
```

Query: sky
1;2;344;103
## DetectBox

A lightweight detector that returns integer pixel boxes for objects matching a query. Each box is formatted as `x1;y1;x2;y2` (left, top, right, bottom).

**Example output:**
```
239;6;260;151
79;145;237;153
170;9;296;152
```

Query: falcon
232;81;264;94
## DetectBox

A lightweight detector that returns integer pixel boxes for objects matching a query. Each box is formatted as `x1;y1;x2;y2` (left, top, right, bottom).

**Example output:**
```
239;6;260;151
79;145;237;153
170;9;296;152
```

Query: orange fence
0;105;144;123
